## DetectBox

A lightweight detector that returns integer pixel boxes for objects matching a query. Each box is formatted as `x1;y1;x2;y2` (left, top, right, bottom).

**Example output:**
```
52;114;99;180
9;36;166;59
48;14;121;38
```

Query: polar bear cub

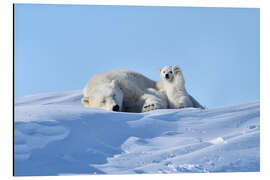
160;65;204;109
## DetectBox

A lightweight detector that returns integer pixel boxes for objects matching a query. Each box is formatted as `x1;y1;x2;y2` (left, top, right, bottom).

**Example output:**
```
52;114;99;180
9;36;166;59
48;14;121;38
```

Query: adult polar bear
81;70;167;113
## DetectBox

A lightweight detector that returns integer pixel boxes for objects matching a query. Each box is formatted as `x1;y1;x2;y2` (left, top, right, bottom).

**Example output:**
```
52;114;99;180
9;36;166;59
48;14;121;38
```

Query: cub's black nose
112;105;120;112
165;74;169;79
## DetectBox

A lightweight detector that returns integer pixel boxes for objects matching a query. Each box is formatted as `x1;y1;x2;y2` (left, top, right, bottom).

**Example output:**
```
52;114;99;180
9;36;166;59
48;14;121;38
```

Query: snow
14;90;260;176
208;137;227;145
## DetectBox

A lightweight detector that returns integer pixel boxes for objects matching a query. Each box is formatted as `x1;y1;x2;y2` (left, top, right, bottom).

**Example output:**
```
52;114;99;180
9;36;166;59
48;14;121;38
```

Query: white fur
160;65;204;109
82;70;168;113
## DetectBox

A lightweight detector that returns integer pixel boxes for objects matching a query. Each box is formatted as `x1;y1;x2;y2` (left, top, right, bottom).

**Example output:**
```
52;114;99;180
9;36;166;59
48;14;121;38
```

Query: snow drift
14;90;260;176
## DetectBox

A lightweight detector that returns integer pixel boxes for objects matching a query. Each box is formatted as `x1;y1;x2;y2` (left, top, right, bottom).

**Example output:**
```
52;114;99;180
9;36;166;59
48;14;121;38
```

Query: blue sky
14;4;259;108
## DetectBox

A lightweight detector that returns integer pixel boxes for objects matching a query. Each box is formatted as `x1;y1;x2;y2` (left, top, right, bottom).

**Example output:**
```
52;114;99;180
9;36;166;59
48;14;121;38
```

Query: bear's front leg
140;89;167;112
142;98;165;112
174;95;193;109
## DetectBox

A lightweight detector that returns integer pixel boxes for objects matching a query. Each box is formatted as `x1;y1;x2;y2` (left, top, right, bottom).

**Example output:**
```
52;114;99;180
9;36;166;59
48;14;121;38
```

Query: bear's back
88;70;156;90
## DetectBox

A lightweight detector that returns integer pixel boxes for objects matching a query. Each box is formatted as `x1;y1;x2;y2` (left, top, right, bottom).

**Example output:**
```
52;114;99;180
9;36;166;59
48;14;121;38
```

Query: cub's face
82;81;123;112
160;66;174;82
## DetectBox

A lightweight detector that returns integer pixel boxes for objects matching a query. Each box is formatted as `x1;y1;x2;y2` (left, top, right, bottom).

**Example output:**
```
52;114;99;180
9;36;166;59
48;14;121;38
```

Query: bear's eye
101;99;106;104
112;94;116;98
169;71;172;73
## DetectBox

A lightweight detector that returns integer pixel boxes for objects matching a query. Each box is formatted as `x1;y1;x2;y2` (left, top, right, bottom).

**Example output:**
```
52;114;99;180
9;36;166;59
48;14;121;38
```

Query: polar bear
160;65;204;109
82;70;167;113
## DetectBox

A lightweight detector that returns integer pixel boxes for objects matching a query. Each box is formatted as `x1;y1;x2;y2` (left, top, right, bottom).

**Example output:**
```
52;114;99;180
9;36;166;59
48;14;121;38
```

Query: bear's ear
159;68;162;73
111;80;119;88
81;97;90;105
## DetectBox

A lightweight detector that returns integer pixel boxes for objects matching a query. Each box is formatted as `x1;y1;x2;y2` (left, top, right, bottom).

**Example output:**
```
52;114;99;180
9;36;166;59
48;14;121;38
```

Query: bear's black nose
112;105;120;112
165;74;169;79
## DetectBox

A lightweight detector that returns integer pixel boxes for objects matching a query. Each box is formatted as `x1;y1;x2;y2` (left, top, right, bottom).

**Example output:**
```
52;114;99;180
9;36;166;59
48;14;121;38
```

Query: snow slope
14;90;260;176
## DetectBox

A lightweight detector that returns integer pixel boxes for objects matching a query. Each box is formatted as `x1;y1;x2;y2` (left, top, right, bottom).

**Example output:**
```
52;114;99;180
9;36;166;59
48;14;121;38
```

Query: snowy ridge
14;90;260;176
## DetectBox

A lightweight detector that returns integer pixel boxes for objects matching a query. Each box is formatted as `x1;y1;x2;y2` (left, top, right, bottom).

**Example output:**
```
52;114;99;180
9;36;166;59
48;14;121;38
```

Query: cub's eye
101;99;106;104
113;94;116;98
169;71;172;73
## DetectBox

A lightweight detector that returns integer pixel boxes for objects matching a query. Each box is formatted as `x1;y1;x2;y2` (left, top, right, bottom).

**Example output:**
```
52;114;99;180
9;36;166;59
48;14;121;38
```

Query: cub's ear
159;68;162;73
81;96;89;105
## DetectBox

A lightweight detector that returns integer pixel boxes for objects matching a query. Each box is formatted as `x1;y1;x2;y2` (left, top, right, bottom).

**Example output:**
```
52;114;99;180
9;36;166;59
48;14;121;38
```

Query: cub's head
160;65;182;82
81;80;123;112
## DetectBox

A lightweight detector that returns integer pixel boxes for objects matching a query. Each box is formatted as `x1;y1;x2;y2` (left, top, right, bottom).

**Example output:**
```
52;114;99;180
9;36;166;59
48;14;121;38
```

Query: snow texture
14;90;260;176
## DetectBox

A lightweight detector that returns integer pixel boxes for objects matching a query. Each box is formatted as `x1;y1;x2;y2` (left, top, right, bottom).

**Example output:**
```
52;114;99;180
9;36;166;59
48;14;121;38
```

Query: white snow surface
14;90;260;176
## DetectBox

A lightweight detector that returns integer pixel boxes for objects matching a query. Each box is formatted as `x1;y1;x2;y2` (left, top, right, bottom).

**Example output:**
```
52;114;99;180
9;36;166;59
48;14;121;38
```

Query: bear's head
81;80;123;112
160;65;183;82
